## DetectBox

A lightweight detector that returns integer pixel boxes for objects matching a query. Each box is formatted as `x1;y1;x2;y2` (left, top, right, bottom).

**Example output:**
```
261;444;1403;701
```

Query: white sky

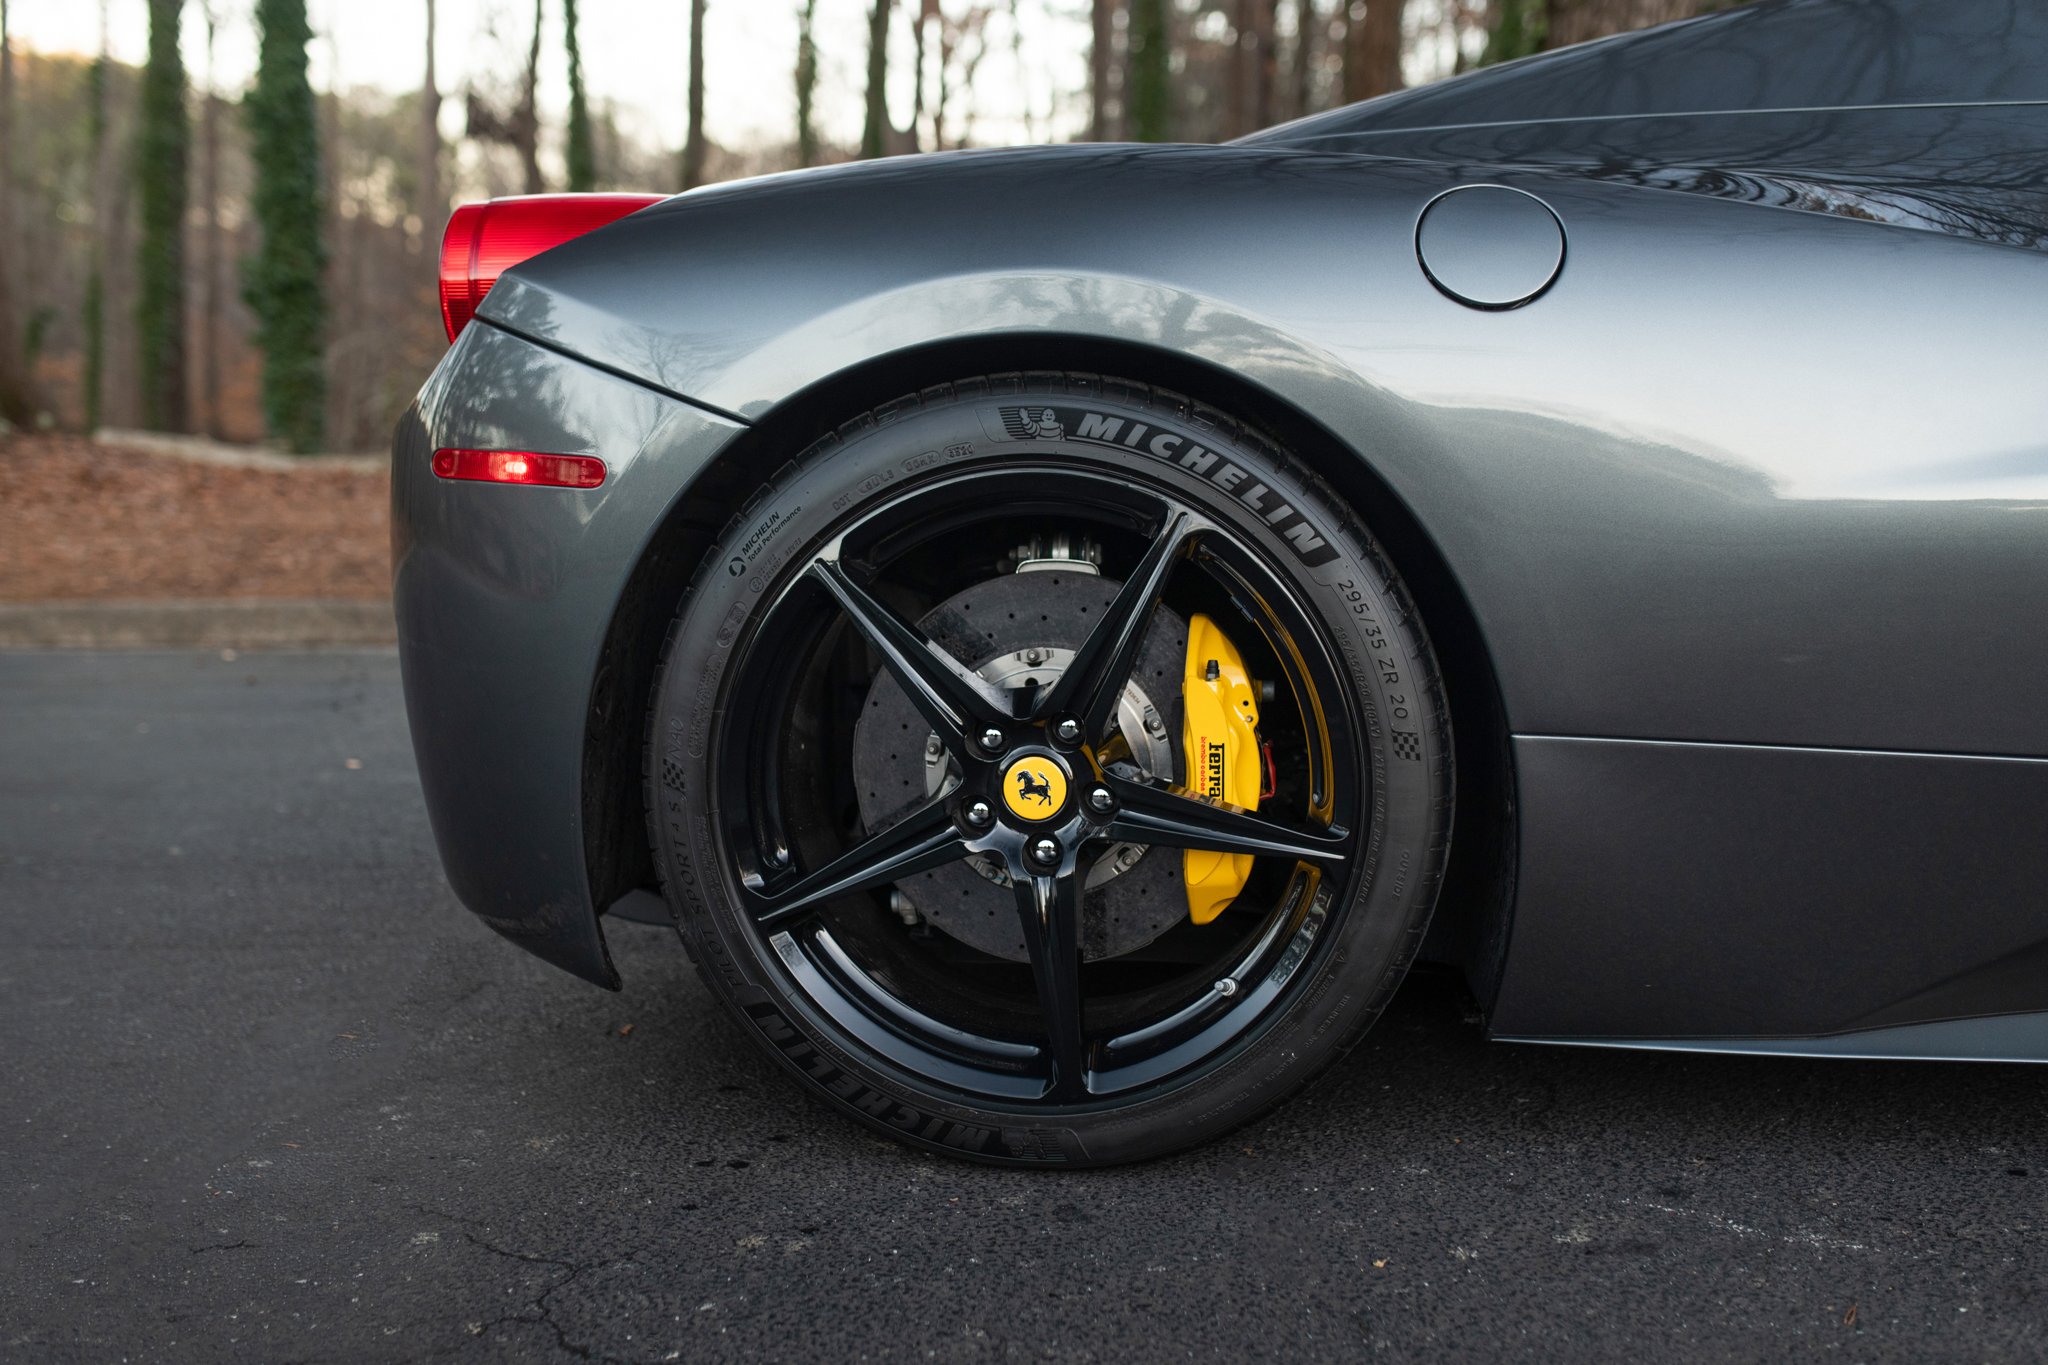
9;1;1096;157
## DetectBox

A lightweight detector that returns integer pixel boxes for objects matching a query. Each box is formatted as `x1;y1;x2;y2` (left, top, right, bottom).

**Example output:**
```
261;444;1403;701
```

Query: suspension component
1181;613;1264;923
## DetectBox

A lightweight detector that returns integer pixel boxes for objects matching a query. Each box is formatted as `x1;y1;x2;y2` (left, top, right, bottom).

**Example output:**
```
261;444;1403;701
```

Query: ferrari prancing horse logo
1002;755;1068;822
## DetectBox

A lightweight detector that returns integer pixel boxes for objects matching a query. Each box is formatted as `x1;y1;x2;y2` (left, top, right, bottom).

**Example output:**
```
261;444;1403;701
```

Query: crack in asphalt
457;1230;645;1365
405;1204;646;1362
410;1203;658;1363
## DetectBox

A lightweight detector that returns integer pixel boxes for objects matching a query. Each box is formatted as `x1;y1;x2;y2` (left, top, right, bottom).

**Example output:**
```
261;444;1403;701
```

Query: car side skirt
1491;735;2048;1048
1495;1012;2048;1065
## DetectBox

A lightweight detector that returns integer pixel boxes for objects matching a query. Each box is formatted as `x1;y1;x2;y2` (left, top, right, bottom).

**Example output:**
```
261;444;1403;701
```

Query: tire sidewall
649;379;1448;1166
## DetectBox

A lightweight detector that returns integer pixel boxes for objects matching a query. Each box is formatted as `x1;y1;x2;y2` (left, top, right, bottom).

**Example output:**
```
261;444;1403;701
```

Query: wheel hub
1000;752;1070;823
850;568;1191;962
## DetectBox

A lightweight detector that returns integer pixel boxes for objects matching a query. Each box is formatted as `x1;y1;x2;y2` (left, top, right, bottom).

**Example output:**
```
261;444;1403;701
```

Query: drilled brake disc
850;568;1190;962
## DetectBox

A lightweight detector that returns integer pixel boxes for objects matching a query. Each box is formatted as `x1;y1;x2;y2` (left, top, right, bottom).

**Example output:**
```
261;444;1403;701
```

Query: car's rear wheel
646;375;1450;1166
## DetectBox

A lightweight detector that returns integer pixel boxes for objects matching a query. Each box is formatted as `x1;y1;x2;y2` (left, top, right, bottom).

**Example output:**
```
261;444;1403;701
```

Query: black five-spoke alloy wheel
647;376;1450;1166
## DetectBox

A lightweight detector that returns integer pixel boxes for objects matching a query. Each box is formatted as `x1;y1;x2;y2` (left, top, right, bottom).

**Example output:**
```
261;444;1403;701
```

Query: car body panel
1250;0;2048;253
1250;0;2047;130
483;146;2048;758
397;0;2048;1051
1496;737;2048;1039
1266;103;2048;253
393;323;743;986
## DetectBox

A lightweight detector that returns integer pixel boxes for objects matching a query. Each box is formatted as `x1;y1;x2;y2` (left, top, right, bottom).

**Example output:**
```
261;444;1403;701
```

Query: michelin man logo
999;407;1065;441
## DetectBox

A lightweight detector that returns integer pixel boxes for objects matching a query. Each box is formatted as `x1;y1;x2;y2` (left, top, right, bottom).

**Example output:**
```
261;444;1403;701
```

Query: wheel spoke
810;557;1011;751
1014;871;1089;1099
752;799;968;932
1033;510;1199;739
1101;772;1348;863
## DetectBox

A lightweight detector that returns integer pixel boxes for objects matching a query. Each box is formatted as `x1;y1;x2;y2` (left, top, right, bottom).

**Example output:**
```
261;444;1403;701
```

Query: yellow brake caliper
1181;614;1263;924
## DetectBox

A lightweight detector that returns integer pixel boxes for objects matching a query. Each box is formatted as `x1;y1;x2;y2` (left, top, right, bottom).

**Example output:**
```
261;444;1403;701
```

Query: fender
483;143;2048;757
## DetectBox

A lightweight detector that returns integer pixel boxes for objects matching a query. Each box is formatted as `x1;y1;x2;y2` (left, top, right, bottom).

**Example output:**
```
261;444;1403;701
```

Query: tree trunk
0;0;25;425
1342;0;1405;104
1125;0;1169;142
795;0;819;166
1258;1;1279;130
1228;2;1249;137
1290;0;1318;119
519;0;542;193
1484;0;1712;63
199;3;222;437
138;0;189;432
911;0;932;152
246;0;328;453
950;17;995;148
317;23;352;449
1450;0;1484;73
1231;0;1277;137
97;60;139;431
421;0;442;230
1006;0;1035;144
564;0;593;190
86;4;110;431
1090;0;1116;140
322;23;341;246
461;0;543;194
932;8;960;150
1481;0;1543;62
861;0;892;159
681;0;707;188
1546;0;1710;48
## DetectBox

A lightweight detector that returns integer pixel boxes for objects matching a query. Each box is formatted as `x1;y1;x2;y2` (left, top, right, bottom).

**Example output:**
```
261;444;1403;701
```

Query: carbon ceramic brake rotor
851;568;1189;963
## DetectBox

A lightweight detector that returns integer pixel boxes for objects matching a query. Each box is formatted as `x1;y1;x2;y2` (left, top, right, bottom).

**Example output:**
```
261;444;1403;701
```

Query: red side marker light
439;193;666;342
432;448;607;490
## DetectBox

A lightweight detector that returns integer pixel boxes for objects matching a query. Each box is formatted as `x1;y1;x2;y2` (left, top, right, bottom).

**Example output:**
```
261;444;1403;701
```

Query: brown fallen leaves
0;434;391;601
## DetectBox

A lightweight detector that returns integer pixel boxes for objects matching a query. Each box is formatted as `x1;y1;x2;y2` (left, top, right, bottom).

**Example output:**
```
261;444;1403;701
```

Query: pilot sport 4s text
394;0;2048;1165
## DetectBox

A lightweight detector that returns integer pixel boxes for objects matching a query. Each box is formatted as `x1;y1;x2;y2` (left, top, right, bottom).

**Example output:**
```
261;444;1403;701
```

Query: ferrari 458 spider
395;0;2048;1165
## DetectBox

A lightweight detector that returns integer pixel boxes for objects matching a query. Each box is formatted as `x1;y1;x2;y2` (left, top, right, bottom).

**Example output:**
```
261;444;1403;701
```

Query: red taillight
431;447;607;490
438;193;665;342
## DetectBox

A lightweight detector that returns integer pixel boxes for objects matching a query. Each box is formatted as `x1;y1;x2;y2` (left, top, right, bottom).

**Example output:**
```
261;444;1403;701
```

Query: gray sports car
393;0;2048;1165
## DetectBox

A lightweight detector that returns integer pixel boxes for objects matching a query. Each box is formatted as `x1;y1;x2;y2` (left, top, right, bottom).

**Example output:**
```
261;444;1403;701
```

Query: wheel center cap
1001;753;1069;823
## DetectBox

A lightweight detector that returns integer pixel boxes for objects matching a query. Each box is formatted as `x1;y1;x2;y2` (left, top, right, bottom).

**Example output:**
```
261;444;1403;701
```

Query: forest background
0;0;1743;453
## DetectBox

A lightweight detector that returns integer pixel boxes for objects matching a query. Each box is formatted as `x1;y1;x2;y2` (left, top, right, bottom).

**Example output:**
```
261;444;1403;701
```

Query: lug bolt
1087;786;1115;814
1054;717;1083;745
963;799;993;828
1029;837;1061;867
979;726;1006;753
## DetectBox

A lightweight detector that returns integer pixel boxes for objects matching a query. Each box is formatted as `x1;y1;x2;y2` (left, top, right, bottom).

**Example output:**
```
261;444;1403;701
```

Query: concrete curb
92;428;388;474
0;599;397;649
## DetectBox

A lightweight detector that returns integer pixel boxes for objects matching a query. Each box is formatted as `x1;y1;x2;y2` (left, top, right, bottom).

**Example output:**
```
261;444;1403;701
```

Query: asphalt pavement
3;650;2044;1362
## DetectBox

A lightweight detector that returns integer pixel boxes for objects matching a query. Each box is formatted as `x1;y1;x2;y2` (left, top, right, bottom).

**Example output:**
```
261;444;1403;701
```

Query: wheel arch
583;334;1517;1009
